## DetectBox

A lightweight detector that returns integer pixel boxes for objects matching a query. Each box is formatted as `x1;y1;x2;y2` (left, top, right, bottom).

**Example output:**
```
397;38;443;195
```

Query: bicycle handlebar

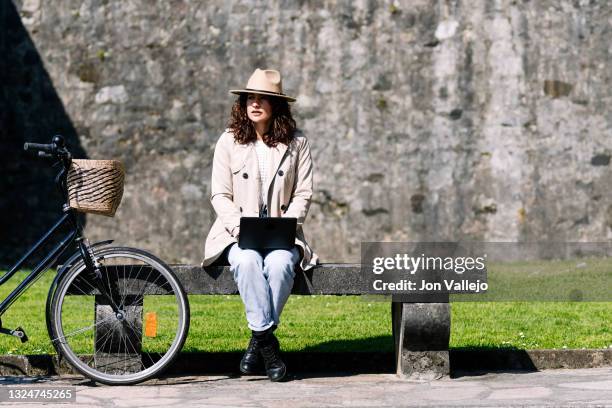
24;142;54;153
23;135;71;162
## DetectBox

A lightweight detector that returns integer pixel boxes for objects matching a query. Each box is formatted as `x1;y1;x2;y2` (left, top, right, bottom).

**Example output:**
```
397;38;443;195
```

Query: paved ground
0;368;610;407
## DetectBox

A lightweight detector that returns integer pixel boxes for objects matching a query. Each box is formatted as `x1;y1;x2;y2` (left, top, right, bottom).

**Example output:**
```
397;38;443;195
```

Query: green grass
0;270;609;355
450;302;611;349
451;256;612;301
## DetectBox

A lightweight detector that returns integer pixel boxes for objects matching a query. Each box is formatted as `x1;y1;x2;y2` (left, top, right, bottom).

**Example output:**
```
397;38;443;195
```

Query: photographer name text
372;279;488;293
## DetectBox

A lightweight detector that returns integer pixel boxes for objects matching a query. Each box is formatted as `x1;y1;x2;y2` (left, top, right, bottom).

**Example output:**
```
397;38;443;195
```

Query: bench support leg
94;295;143;374
392;302;450;380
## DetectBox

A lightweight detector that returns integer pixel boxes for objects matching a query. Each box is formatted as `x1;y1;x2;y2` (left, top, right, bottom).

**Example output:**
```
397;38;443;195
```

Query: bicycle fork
78;239;124;317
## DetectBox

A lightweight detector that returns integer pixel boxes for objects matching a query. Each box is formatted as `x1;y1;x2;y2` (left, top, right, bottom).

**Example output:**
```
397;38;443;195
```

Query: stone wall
2;0;611;265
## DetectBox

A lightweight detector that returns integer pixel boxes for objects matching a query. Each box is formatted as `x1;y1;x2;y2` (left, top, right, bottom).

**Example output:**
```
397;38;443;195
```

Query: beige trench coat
201;129;319;271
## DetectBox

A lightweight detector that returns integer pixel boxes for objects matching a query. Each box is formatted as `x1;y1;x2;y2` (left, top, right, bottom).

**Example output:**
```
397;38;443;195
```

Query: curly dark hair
227;94;297;147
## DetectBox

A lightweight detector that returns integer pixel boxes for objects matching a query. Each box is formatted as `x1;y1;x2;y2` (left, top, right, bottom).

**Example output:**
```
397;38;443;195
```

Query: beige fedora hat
229;68;296;102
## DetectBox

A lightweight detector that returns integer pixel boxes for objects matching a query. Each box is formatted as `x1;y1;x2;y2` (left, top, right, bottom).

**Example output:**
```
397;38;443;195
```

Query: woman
202;68;319;382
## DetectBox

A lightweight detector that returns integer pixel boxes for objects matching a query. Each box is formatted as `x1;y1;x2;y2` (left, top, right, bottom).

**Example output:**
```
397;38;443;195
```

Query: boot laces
261;344;280;363
247;336;259;351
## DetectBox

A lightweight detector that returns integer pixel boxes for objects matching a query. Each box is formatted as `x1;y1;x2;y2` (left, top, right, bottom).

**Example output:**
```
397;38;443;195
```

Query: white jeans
227;243;300;331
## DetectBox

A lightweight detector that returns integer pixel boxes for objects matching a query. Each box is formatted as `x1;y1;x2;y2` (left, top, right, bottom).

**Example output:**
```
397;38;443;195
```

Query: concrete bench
84;263;450;379
173;263;451;380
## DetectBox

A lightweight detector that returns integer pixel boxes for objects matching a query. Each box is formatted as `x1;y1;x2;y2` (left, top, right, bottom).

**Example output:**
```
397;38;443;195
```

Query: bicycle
0;135;190;385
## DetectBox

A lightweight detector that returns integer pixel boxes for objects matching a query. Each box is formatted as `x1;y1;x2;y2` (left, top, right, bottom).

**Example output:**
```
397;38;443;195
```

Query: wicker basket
67;159;125;217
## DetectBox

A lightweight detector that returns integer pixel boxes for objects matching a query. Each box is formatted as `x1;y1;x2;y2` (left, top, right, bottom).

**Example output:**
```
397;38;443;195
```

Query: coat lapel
239;143;255;174
264;142;288;200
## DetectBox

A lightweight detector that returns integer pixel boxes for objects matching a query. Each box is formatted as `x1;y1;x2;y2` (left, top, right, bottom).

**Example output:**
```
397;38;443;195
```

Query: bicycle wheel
48;246;190;385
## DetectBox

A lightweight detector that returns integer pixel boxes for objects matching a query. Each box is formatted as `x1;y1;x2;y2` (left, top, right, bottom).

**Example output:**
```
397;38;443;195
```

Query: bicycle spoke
52;315;114;344
120;323;147;371
69;274;99;296
97;326;116;355
121;263;128;309
131;264;158;304
131;273;173;307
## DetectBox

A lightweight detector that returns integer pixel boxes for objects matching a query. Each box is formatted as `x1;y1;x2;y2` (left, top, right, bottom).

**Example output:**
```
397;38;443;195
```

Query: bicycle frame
0;209;79;316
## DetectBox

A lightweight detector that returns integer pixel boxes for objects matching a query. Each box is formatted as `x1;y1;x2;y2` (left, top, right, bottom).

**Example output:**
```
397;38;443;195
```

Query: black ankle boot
256;327;286;382
240;335;263;375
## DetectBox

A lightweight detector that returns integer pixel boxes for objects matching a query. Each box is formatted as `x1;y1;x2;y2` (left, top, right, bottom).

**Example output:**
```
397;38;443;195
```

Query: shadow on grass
169;336;397;378
299;335;394;353
170;341;539;380
0;344;543;381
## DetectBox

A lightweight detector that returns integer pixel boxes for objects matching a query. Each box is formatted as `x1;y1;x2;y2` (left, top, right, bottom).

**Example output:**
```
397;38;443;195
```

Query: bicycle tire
47;246;190;385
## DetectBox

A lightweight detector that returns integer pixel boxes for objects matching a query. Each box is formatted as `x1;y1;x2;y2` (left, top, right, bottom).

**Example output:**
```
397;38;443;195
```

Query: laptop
238;217;297;250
